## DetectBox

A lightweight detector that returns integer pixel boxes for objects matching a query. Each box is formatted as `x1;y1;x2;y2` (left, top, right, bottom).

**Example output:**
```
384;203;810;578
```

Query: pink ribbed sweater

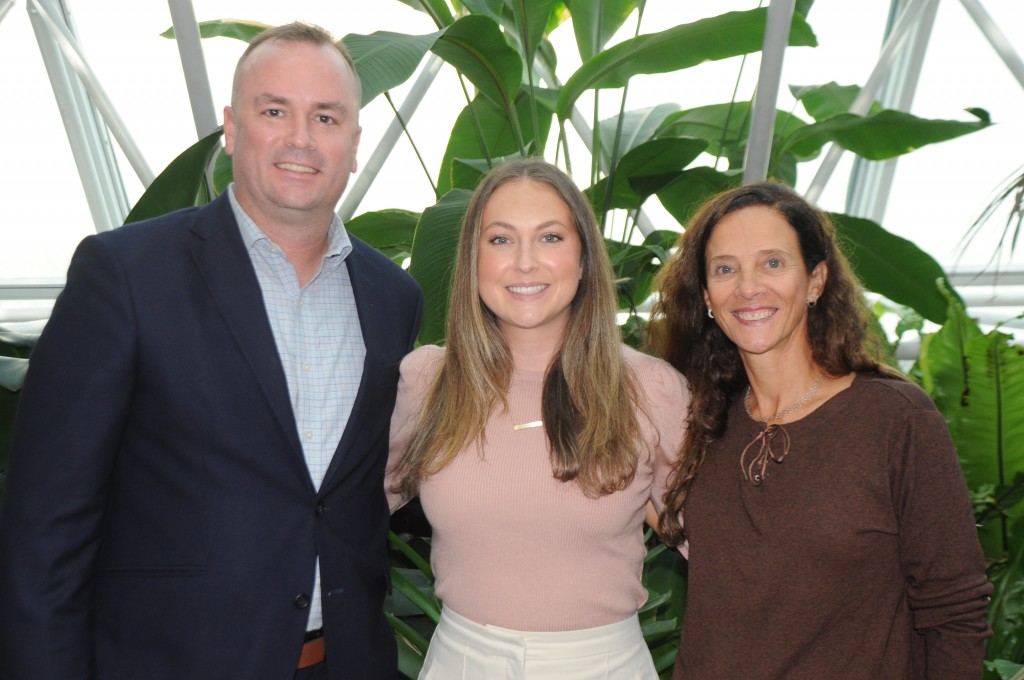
387;344;688;631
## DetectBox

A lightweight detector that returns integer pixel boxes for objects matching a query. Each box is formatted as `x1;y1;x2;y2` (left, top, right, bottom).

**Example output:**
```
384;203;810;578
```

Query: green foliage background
1;1;1021;677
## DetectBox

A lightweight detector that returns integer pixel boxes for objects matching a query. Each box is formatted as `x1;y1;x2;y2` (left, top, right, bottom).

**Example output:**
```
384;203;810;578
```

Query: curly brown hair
648;181;900;546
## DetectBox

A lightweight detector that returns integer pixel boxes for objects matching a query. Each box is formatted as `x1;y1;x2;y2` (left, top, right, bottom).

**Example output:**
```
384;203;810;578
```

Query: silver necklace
744;374;825;424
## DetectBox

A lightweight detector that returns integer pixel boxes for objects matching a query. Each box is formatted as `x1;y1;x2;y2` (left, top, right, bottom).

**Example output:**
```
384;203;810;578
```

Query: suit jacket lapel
320;242;392;488
186;195;307;475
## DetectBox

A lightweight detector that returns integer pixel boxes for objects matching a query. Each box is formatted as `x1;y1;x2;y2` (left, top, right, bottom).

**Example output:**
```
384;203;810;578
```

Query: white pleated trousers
418;605;658;680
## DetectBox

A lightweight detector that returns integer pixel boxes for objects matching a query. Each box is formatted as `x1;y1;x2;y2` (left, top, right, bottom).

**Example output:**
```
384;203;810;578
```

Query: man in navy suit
0;22;421;679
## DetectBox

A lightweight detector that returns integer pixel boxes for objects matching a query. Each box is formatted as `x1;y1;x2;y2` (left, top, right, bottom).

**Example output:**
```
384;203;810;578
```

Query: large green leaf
508;0;559;67
0;357;28;392
430;15;523;111
956;331;1024;491
0;322;42;353
606;230;681;312
557;8;818;120
790;82;877;122
124;128;224;224
449;153;528;194
986;514;1024;666
161;19;269;43
568;0;638;62
212;149;233;195
346;210;419;252
829;212;956;324
781;108;991;160
598;104;681;162
392;624;426;679
915;295;985;422
343;30;444;108
436;92;554;196
586;137;708;212
396;0;455;28
389;568;440;623
658;102;814;168
656;166;741;227
640;533;688;673
408;189;474;345
461;0;504;20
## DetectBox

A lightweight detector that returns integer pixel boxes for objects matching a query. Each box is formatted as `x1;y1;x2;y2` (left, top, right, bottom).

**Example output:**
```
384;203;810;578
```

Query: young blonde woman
388;158;688;679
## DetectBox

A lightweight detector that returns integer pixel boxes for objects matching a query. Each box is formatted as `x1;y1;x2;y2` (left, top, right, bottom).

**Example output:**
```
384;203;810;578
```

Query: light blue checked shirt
229;186;365;633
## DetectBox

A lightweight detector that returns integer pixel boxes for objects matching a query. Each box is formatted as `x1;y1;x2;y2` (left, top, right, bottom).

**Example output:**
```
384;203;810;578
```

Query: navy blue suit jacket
0;194;422;679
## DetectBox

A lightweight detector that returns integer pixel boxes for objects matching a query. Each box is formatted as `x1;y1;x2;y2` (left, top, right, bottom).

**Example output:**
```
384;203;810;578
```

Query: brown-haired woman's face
702;206;825;362
476;179;583;348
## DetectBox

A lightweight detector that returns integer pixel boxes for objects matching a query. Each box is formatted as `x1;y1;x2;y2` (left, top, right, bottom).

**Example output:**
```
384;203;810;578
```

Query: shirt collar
228;184;352;260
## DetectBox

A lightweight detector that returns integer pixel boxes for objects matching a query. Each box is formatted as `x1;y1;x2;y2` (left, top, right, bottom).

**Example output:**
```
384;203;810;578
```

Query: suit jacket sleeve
0;234;139;679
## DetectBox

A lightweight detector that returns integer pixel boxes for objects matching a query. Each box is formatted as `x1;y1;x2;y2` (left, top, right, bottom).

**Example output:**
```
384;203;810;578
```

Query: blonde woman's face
476;179;583;350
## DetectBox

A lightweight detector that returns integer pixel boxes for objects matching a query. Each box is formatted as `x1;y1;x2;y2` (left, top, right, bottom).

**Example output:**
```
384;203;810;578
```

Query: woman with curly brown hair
649;181;991;679
388;158;688;679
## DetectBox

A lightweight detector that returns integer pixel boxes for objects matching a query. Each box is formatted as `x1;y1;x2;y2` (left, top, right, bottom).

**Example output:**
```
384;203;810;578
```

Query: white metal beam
959;0;1024;90
743;0;795;183
167;0;218;138
29;0;154;188
0;0;15;24
804;0;937;204
845;0;939;223
26;0;135;230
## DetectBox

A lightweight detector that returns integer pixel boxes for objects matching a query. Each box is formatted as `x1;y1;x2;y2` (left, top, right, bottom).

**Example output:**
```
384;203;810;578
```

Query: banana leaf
437;92;554;196
780;108;991;160
346;210;420;263
829;212;956;325
557;8;817;120
408;189;474;345
569;0;639;62
431;15;523;111
344;30;444;107
124;128;223;224
396;0;455;27
161;19;269;43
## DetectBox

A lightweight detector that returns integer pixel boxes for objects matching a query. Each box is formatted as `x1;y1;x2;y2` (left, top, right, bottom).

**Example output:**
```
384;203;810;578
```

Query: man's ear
223;106;236;156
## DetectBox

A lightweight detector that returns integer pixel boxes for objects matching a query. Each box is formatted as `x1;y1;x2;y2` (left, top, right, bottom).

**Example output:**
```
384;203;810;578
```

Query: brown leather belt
298;637;326;669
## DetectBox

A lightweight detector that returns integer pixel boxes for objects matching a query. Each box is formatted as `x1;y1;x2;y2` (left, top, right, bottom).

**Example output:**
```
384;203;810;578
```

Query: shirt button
302;363;311;374
304;431;314;440
293;593;311;609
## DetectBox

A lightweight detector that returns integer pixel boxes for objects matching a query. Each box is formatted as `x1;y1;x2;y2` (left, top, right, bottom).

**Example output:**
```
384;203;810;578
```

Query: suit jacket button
315;500;326;516
294;593;311;609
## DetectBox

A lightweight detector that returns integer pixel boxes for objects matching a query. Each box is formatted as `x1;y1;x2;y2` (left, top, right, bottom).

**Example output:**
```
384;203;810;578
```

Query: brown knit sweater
675;372;992;679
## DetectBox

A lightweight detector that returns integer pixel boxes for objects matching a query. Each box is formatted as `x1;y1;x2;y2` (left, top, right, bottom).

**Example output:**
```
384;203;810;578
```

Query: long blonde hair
390;158;643;498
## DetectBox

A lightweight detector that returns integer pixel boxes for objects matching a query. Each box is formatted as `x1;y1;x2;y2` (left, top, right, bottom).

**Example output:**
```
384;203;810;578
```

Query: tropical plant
157;1;990;344
909;291;1024;677
0;1;1014;677
958;163;1024;270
